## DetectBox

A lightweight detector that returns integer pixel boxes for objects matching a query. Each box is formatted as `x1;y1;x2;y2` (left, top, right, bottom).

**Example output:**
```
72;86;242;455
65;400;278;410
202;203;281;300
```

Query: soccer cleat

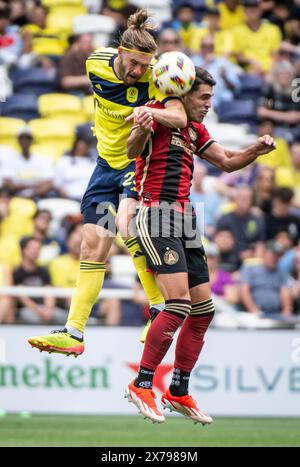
139;307;160;344
125;381;165;423
28;328;84;357
161;389;213;425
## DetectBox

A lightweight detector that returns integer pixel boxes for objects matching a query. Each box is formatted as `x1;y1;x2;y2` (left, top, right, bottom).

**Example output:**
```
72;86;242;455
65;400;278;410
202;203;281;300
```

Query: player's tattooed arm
201;135;276;172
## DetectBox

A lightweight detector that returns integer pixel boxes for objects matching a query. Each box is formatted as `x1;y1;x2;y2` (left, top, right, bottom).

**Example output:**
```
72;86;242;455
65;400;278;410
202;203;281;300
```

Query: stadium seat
73;14;116;46
1;94;39;121
11;67;58;97
42;0;84;7
31;144;65;162
82;95;94;122
38;93;86;125
29;118;75;154
37;198;81;232
217;99;258;126
205;122;256;149
111;255;136;286
132;0;172;23
46;4;87;34
0;117;26;149
239;74;264;100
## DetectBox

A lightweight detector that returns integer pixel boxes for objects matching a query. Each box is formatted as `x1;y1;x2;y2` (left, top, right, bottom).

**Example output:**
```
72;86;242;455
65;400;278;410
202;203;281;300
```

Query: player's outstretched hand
255;134;276;156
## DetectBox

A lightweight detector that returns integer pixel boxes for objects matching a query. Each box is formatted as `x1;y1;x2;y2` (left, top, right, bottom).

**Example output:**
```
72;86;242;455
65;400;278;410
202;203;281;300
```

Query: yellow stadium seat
0;118;26;149
82;95;95;122
42;0;84;7
29;118;75;154
46;5;87;33
38;93;86;125
31;144;65;162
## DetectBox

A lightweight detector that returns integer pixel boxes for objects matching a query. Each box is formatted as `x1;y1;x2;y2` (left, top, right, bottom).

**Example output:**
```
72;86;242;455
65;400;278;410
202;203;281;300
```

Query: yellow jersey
231;22;281;72
50;254;80;288
86;47;168;170
218;3;245;30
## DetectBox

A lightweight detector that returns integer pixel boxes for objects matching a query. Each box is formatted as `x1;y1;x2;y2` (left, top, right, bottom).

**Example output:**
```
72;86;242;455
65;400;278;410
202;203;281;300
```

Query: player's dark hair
190;67;216;92
120;9;157;54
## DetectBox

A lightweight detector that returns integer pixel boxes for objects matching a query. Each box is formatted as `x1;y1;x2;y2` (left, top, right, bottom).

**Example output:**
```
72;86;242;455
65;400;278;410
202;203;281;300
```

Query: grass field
0;415;299;447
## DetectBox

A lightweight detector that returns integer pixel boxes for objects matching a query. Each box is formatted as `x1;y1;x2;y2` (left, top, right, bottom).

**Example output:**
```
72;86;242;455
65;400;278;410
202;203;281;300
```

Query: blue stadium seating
217;99;258;126
239;74;264;101
11;67;58;96
1;94;39;121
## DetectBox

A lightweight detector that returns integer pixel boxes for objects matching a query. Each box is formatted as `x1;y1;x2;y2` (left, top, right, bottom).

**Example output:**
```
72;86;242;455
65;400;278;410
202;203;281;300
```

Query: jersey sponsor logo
126;87;139;103
95;98;126;121
171;135;194;156
164;248;179;265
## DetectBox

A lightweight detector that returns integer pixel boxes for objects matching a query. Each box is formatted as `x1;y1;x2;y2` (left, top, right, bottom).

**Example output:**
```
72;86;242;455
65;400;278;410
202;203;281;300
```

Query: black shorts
136;204;209;288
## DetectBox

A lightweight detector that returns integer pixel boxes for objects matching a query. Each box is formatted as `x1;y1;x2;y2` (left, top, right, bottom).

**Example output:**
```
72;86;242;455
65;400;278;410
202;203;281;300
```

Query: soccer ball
152;51;196;97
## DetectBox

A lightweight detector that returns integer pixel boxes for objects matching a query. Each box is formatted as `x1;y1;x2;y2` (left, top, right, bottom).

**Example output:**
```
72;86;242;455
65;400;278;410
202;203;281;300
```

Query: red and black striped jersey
135;100;215;208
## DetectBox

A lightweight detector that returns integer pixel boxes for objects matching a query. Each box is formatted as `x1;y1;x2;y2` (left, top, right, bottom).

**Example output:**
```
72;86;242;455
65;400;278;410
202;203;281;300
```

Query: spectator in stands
265;187;300;245
256;119;291;169
257;60;300;142
0;262;13;323
54;136;95;201
191;34;242;110
218;0;246;30
213;228;241;273
216;185;266;258
267;0;291;38
157;28;183;56
286;5;300;46
32;209;62;265
59;34;94;96
190;162;222;238
275;141;300;206
231;0;282;74
2;126;54;199
49;224;82;312
206;242;239;305
252;165;275;215
275;230;297;275
239;240;293;315
13;236;57;323
195;7;234;57
0;3;22;67
21;4;67;60
161;3;201;54
291;249;300;314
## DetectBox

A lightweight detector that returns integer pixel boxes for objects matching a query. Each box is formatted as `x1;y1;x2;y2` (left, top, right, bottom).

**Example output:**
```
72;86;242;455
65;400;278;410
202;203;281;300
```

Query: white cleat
161;389;213;425
125;381;165;424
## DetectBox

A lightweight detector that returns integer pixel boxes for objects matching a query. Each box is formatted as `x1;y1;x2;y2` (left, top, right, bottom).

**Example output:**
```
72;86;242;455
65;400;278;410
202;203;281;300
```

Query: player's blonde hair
120;9;157;55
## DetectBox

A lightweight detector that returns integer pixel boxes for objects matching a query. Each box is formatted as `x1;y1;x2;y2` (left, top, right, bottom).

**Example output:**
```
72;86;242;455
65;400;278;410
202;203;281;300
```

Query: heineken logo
0;358;110;389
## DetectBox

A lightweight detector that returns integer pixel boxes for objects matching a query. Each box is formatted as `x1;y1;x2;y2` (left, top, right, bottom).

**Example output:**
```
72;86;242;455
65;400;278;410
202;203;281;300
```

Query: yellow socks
124;238;164;307
66;261;106;333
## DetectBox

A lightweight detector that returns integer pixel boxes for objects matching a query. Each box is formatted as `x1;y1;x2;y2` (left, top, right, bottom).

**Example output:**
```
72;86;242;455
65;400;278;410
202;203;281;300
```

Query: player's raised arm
127;98;187;129
201;135;276;173
127;110;153;158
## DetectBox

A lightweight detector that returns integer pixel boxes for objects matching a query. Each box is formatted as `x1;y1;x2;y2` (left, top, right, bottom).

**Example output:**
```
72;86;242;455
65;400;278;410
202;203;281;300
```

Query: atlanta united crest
188;126;197;142
164;248;179;265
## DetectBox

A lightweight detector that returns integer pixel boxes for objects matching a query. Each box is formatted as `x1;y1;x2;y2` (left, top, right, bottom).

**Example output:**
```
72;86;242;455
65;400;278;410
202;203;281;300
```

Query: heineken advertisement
0;326;299;416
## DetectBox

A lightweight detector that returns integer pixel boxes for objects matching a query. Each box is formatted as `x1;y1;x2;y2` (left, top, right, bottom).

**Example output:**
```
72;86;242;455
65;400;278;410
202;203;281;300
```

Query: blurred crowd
0;0;300;325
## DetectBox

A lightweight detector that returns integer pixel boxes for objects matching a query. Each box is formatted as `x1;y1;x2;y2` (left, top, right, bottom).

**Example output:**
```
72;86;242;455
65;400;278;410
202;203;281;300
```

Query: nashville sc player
28;10;187;356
